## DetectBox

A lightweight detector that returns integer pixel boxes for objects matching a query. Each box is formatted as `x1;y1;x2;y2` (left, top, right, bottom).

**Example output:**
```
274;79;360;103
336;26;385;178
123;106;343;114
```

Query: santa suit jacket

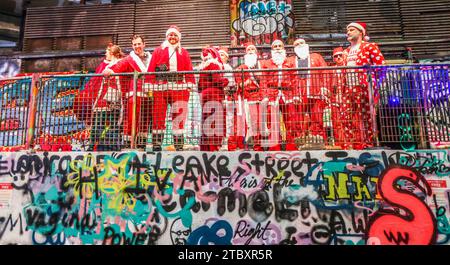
73;59;109;125
109;51;151;97
260;58;297;101
198;58;229;94
146;45;195;87
291;53;329;99
93;59;122;110
234;63;263;101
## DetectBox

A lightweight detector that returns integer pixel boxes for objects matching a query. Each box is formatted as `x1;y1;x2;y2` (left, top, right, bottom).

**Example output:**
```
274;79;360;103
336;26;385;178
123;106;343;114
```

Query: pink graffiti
367;165;437;245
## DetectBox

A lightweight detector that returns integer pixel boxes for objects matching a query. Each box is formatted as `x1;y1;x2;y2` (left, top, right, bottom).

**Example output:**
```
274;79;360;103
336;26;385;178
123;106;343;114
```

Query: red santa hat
218;47;229;58
166;25;182;39
293;38;306;46
271;39;284;48
333;47;344;57
244;42;256;53
347;22;370;41
201;47;221;61
201;47;223;68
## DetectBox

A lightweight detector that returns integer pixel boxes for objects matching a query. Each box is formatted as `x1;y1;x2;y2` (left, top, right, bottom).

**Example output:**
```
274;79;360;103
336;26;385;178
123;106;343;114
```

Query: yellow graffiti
65;154;98;199
99;156;139;213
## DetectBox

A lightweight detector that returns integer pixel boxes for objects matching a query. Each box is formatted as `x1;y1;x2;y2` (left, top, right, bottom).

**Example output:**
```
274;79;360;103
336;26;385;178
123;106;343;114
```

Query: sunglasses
333;54;343;58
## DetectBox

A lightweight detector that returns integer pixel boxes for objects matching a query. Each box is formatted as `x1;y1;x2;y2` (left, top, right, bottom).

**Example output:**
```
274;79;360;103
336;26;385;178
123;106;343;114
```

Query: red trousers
303;98;326;139
331;103;346;147
244;100;262;151
124;95;153;138
152;90;190;135
224;97;245;151
262;97;297;151
200;88;225;151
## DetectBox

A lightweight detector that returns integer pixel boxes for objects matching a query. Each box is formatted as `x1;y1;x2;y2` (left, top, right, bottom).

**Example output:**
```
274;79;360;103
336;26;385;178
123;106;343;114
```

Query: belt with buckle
247;88;259;93
277;87;291;91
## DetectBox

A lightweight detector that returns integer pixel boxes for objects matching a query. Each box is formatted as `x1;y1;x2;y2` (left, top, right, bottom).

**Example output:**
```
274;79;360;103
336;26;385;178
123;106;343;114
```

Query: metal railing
0;64;448;151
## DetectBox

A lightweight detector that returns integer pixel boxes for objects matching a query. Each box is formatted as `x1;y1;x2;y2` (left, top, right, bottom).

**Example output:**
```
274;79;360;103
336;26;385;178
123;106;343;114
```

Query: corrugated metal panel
24;3;135;48
134;0;230;49
399;0;450;59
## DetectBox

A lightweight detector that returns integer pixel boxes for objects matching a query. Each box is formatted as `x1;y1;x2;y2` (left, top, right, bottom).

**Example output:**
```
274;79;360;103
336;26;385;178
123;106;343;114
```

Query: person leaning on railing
146;25;196;151
197;47;229;152
73;44;111;129
103;34;152;149
290;38;329;149
342;21;386;150
89;44;125;151
260;39;298;151
234;42;264;151
329;46;347;149
219;46;245;151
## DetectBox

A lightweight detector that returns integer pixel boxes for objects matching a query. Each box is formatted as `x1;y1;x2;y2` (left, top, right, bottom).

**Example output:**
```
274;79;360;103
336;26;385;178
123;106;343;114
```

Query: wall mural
0;73;89;152
0;59;21;79
0;149;448;245
230;0;295;46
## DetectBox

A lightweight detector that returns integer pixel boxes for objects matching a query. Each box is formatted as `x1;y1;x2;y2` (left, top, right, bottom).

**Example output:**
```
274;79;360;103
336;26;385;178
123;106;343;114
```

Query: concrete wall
0;150;448;245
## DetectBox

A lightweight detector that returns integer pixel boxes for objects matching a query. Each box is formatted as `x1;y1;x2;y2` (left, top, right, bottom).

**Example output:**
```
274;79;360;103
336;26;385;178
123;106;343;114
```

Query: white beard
294;45;310;60
244;53;258;68
271;50;286;66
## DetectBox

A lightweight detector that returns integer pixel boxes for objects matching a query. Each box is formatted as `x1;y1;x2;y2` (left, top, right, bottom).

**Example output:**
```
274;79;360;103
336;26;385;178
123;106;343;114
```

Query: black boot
174;134;184;151
152;133;163;151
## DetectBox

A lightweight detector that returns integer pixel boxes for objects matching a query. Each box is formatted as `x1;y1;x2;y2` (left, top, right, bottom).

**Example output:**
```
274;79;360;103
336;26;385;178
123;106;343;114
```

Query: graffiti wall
0;149;449;245
0;59;21;79
231;0;295;46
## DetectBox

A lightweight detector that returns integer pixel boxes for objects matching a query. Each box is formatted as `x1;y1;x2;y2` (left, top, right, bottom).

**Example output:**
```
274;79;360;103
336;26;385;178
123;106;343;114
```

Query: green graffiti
398;113;416;151
154;194;195;228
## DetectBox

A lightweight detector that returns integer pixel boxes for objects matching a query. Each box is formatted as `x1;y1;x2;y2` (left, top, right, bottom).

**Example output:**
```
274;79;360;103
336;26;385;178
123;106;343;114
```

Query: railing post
25;73;40;150
415;65;428;149
130;72;139;149
367;65;380;148
240;68;246;146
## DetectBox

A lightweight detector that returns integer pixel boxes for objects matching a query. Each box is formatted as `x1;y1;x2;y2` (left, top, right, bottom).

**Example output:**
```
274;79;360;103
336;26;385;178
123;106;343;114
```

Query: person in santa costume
234;43;263;151
329;47;347;148
291;38;329;149
219;46;244;151
198;46;229;151
147;25;195;151
343;21;385;149
89;44;125;151
260;39;298;151
73;44;111;128
103;34;152;149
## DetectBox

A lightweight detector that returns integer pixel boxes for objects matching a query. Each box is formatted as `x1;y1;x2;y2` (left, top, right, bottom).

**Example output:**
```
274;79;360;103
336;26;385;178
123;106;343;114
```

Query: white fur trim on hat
271;39;283;48
245;44;256;52
166;27;181;39
219;49;229;58
347;22;366;36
